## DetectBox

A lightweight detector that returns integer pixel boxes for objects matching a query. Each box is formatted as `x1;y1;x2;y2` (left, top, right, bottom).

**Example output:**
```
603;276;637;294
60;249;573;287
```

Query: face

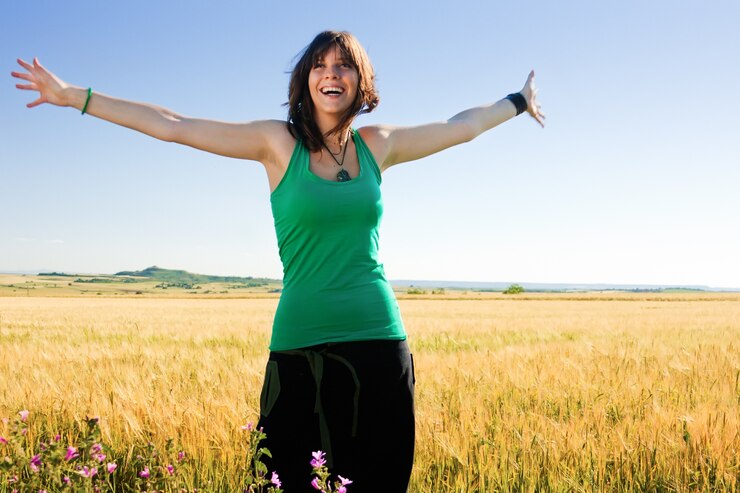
308;45;359;120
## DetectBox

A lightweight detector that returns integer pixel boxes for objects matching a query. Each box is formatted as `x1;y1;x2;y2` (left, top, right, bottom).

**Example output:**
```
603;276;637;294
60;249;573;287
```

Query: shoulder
261;119;296;146
258;120;298;167
356;125;394;170
256;121;300;192
357;124;392;142
250;119;294;145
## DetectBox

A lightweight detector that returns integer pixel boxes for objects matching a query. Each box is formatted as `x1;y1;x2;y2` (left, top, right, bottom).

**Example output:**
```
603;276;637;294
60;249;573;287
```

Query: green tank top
269;129;406;350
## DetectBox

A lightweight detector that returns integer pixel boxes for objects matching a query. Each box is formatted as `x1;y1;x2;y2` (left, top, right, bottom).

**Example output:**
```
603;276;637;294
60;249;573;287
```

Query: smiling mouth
320;87;344;96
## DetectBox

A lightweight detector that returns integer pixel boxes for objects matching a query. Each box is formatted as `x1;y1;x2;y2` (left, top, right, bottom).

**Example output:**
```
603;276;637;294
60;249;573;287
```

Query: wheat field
1;293;738;491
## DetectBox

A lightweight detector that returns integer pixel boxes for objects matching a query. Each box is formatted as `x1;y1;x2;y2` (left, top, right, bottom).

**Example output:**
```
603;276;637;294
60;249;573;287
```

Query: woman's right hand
12;57;71;108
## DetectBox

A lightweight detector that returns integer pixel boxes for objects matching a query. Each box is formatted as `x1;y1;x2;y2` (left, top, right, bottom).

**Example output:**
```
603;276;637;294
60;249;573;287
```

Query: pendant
337;169;351;182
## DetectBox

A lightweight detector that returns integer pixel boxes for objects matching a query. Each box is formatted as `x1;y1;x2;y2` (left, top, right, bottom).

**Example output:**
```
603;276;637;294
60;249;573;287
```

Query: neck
315;114;351;145
315;112;338;133
322;129;349;153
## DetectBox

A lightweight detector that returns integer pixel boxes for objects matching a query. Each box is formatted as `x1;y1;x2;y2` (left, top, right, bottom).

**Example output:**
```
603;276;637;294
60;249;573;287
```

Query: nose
325;65;340;78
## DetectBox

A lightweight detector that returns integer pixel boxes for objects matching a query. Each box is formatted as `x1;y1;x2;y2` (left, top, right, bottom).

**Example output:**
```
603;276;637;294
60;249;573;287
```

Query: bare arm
365;70;545;171
12;58;276;163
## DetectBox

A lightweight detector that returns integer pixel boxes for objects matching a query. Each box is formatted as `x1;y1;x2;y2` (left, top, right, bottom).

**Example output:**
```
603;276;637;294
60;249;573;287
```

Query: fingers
529;70;543;127
11;71;33;82
15;57;46;75
521;69;537;96
12;68;38;91
14;58;43;108
534;108;546;128
531;113;545;128
17;58;34;71
526;70;536;87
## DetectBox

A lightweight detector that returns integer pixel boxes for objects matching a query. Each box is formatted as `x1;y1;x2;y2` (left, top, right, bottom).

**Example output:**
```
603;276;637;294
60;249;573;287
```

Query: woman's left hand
519;70;545;128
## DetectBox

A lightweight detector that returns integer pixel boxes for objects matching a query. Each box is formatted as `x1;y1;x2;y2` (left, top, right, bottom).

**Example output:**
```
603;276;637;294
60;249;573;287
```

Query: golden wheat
1;294;738;491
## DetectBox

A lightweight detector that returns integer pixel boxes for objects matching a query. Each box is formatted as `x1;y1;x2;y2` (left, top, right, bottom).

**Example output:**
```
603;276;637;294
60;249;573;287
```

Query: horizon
3;1;739;287
1;266;738;291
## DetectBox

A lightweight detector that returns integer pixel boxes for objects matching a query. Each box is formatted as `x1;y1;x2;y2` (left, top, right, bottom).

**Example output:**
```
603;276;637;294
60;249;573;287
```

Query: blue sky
2;1;739;287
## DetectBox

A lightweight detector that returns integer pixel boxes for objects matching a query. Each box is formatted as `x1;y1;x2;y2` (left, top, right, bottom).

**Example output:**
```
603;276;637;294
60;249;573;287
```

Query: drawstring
326;353;361;437
274;347;361;468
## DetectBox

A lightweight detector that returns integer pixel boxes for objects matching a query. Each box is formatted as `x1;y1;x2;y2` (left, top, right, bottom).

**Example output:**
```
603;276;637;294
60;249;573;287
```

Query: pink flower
90;443;102;454
94;453;106;462
18;410;29;422
241;422;254;431
139;466;150;479
310;450;326;469
65;446;79;461
338;475;352;486
30;454;42;473
107;463;117;474
8;474;18;483
177;451;186;462
0;436;7;444
63;476;71;485
270;471;281;488
77;466;97;478
311;477;322;490
166;464;175;475
54;434;61;442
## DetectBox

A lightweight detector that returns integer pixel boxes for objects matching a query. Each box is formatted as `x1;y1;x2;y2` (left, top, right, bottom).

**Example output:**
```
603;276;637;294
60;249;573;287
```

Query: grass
1;291;738;491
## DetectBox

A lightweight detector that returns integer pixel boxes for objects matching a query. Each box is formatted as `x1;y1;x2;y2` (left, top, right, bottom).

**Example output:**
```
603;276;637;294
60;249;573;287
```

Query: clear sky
2;1;739;288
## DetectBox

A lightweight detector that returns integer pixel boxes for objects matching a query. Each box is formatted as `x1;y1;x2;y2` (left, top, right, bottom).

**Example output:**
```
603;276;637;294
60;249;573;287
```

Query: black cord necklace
322;133;352;182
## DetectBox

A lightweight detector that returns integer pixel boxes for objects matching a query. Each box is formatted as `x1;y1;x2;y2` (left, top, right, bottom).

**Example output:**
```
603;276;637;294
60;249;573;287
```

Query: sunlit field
1;291;738;491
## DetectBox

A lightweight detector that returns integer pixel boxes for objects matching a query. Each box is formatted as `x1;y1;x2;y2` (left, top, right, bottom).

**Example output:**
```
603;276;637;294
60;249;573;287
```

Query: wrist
60;85;85;109
504;93;528;116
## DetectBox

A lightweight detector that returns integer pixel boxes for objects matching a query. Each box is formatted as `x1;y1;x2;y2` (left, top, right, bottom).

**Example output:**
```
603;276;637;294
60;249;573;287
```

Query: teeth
321;87;344;95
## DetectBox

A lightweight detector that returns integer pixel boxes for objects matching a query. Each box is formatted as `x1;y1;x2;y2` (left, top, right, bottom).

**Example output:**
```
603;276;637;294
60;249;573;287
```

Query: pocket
259;360;281;418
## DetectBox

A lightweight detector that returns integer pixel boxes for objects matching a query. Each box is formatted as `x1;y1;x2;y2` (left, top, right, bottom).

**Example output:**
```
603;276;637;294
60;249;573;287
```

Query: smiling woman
12;29;543;492
289;32;377;154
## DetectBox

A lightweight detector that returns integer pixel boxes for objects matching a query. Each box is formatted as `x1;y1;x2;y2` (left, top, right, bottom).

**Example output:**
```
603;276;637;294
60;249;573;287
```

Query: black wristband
505;93;528;116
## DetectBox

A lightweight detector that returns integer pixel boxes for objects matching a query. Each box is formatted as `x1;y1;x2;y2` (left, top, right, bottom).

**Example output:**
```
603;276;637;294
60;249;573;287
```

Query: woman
13;30;544;492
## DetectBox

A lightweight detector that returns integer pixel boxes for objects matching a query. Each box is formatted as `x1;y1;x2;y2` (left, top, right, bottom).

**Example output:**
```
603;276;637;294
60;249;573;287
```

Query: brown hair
286;31;379;152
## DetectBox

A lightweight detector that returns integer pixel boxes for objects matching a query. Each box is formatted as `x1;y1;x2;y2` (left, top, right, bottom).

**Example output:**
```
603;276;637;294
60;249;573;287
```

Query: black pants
257;339;415;492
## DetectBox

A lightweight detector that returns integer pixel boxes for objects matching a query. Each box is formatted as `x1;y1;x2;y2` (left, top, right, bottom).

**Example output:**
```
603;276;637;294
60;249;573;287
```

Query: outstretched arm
363;71;545;171
12;58;277;163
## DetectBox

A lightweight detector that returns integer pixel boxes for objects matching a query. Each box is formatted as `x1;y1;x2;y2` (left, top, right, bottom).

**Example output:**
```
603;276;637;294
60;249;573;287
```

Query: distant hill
114;266;279;284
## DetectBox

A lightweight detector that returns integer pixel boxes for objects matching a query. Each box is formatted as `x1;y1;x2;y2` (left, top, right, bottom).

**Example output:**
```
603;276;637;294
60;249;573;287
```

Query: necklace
321;132;352;182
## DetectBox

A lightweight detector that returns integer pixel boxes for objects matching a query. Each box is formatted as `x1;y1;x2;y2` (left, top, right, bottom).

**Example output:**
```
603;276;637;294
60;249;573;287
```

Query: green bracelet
81;87;93;115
